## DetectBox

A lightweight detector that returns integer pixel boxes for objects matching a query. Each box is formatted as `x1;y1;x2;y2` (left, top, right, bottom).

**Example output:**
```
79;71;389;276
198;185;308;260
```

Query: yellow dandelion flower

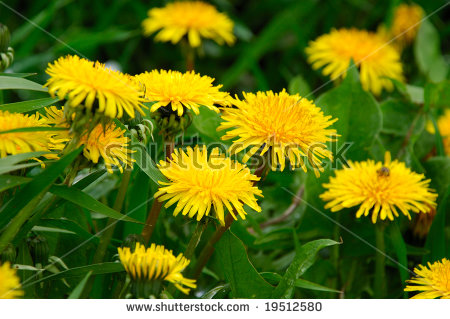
0;262;24;299
0;111;65;159
320;152;437;223
427;109;450;156
391;3;424;46
78;123;134;174
142;1;235;48
134;69;230;116
306;28;404;95
118;243;196;295
45;55;144;119
218;90;337;176
41;106;70;142
154;145;263;225
411;206;436;238
405;258;450;299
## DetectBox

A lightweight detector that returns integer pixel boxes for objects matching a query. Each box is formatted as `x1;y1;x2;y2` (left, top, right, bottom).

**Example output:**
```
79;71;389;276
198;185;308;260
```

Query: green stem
374;223;386;298
81;169;132;297
192;160;268;279
141;138;175;244
184;219;209;260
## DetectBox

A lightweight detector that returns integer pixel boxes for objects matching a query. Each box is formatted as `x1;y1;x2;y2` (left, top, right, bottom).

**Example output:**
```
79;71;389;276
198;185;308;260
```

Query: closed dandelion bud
27;235;49;266
122;234;145;253
0;243;17;264
153;105;192;137
0;24;14;72
0;24;11;52
126;119;154;144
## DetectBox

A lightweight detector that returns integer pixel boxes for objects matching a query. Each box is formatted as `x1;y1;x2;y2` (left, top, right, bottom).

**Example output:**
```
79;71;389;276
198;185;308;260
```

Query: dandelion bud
0;243;17;264
0;23;14;72
27;235;49;266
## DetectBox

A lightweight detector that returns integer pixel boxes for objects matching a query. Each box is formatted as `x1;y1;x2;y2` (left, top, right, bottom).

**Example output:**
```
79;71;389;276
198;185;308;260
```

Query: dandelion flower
218;90;337;176
306;28;404;95
118;243;196;295
0;262;24;299
134;69;230;116
155;145;263;225
41;106;70;142
78;122;134;173
391;4;424;46
427;109;450;156
45;55;144;119
320;152;437;223
142;1;235;48
405;258;450;299
0;111;65;159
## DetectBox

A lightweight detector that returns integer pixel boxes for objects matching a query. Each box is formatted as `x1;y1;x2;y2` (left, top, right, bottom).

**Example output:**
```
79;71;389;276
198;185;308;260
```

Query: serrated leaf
272;238;340;298
216;231;274;298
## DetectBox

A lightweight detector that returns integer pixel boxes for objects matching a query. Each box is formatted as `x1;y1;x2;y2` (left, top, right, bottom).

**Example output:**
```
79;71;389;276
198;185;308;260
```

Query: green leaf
261;272;341;294
0;73;37;78
0;76;47;92
215;231;274;298
114;119;166;184
0;127;68;134
26;262;125;287
37;219;99;244
0;148;82;253
193;108;223;143
424;185;449;263
424;156;450;197
0;175;30;192
0;97;60;113
68;271;93;299
414;19;449;82
316;66;382;161
288;75;311;97
272;238;340;298
387;222;408;297
201;284;231;299
380;99;424;136
49;185;141;224
424;81;450;111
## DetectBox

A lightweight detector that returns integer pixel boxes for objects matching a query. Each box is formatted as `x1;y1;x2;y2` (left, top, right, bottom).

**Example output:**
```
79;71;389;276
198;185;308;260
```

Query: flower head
306;28;403;95
155;145;263;225
427;109;450;156
320;152;437;223
391;4;424;46
0;110;65;159
45;55;144;119
218;90;337;176
41;106;70;142
142;1;235;47
134;69;230;116
78;122;134;173
405;258;450;299
0;262;24;299
118;243;196;294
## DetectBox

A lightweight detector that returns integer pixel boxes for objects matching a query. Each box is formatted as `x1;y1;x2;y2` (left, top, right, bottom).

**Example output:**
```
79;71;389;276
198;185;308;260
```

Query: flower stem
185;218;210;261
141;138;175;244
374;223;387;298
192;160;268;279
81;168;132;297
193;213;234;279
